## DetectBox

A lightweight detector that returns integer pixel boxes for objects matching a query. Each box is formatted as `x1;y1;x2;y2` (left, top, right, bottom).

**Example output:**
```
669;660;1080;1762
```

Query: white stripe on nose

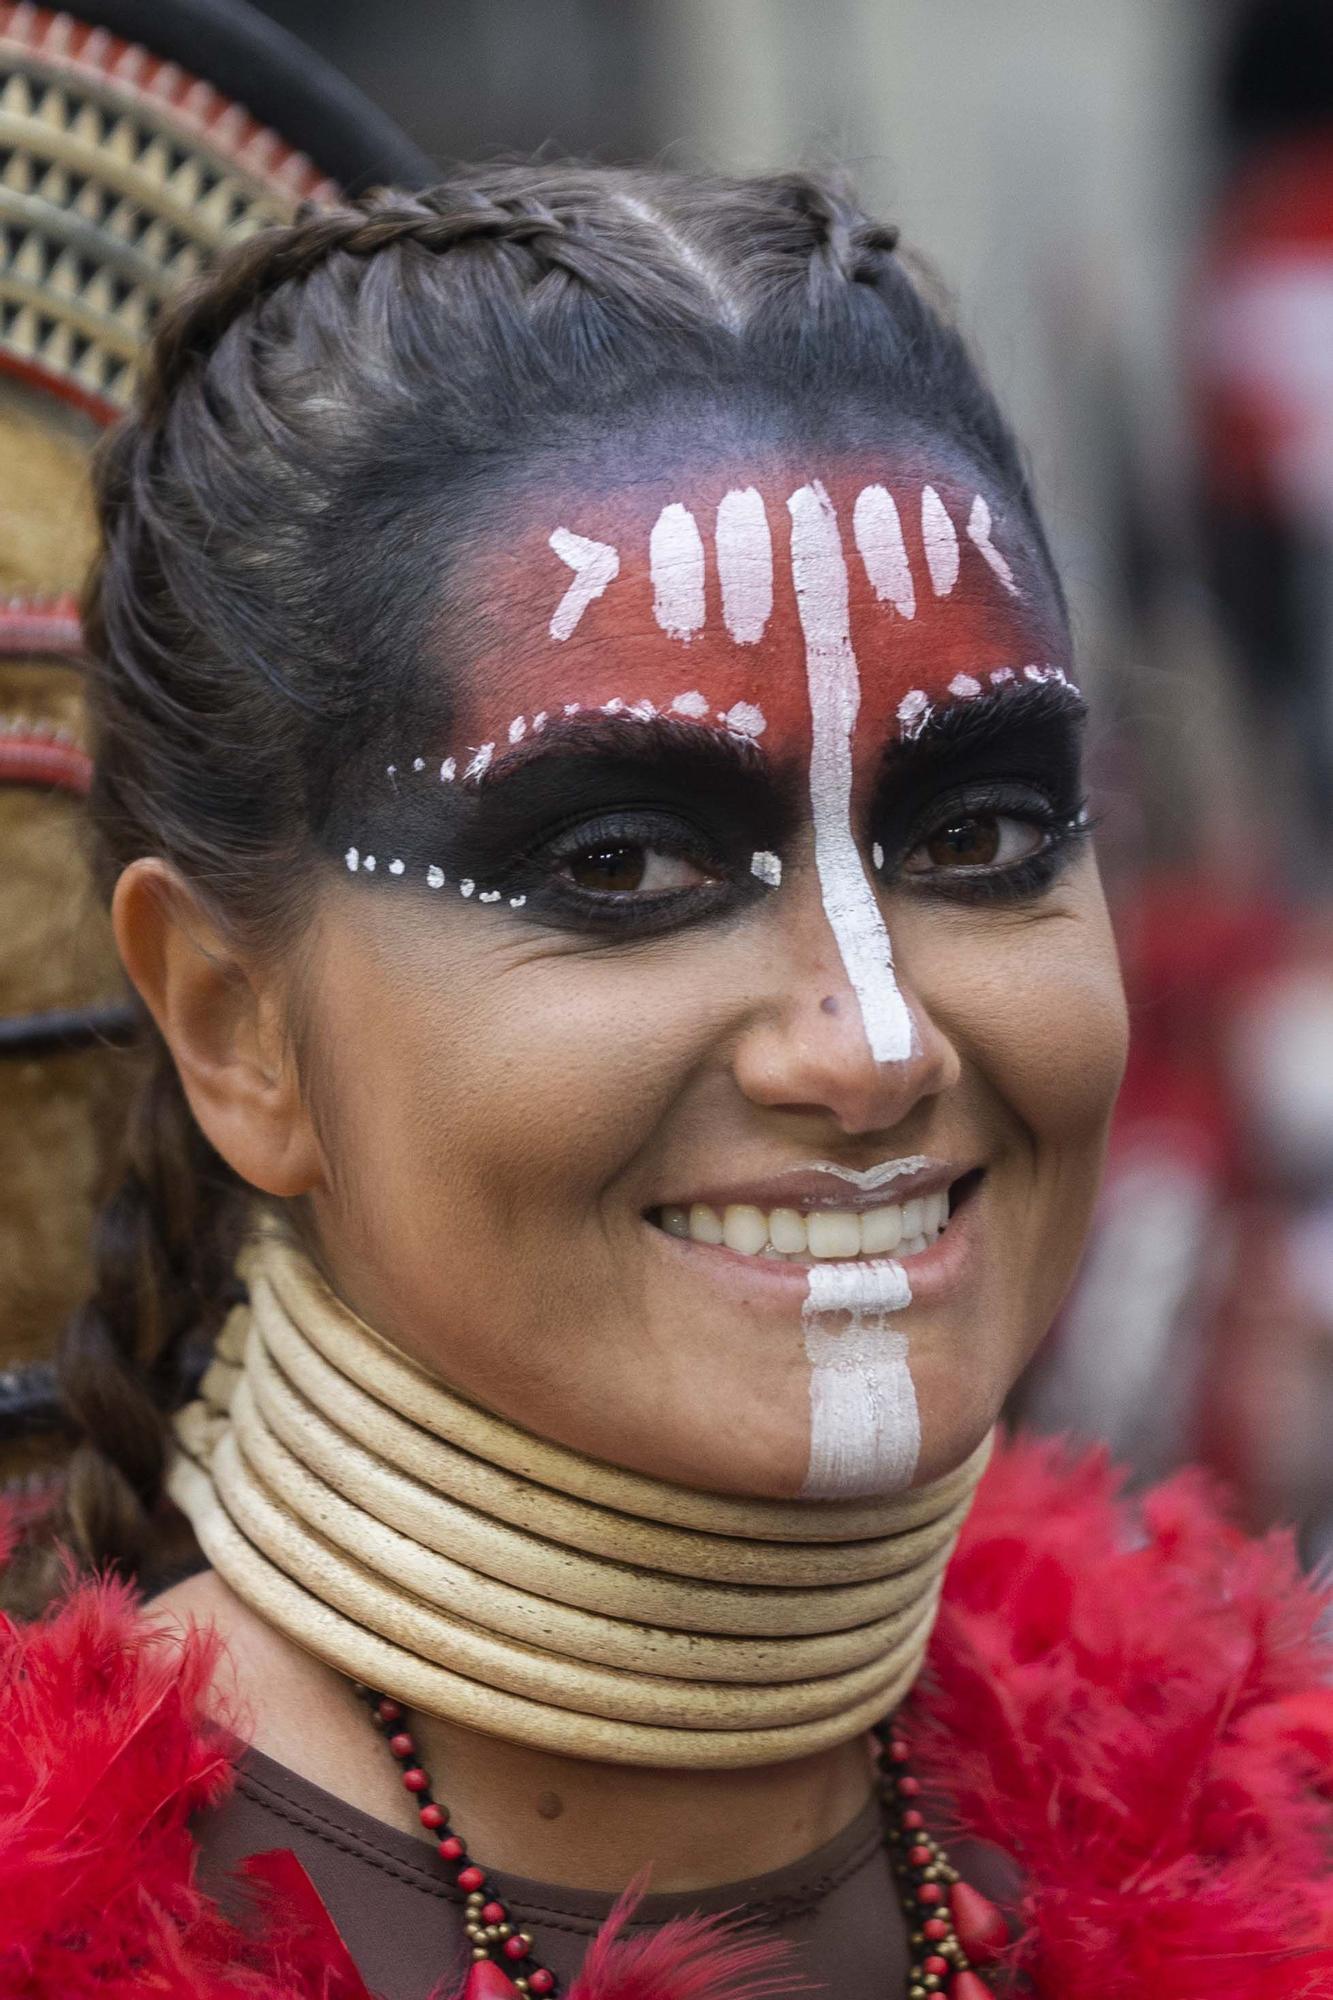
787;481;914;1064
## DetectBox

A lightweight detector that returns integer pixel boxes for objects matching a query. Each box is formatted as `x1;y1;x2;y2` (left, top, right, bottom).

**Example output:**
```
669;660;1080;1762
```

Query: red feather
1;1433;1330;1999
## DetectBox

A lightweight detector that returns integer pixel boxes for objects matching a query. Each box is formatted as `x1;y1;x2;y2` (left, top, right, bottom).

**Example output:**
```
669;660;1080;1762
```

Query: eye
901;811;1047;875
558;841;715;895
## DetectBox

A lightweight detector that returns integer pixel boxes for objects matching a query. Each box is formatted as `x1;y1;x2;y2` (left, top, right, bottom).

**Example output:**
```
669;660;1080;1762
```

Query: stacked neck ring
169;1223;992;1768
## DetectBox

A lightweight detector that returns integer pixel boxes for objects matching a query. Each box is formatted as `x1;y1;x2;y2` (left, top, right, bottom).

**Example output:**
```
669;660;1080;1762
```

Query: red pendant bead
950;1975;995;2000
402;1768;429;1793
439;1836;465;1861
528;1972;555;1996
482;1902;507;1925
419;1804;446;1830
908;1844;932;1867
502;1936;531;1960
888;1738;910;1762
896;1776;921;1797
922;1918;950;1941
462;1962;523;2000
917;1883;944;1906
457;1865;486;1892
901;1809;925;1831
388;1733;415;1759
376;1699;403;1724
950;1880;1008;1965
923;1957;950;1978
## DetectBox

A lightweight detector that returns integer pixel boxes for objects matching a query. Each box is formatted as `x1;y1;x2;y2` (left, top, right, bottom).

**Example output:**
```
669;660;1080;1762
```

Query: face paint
788;480;914;1064
852;484;915;619
649;502;706;641
715;486;774;644
801;1258;920;1496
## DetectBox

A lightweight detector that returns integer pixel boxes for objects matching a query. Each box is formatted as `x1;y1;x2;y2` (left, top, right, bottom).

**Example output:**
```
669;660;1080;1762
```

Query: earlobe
110;858;323;1198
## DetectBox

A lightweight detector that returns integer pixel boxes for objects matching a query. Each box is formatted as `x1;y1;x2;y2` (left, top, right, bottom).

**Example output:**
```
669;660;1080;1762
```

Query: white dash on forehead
921;486;959;597
750;849;782;886
967;493;1019;596
464;743;494;780
788;481;914;1064
897;688;931;740
715;486;773;645
853;484;916;619
670;690;709;718
650;503;706;642
721;700;766;738
948;673;982;699
801;1259;919;1497
549;528;620;642
508;716;527;743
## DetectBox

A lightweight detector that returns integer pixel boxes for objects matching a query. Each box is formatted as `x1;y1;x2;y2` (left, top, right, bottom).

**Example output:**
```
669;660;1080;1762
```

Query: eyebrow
473;710;775;789
878;679;1087;785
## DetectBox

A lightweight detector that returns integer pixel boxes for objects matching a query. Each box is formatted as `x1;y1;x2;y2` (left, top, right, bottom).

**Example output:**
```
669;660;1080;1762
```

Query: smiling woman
27;163;1333;2000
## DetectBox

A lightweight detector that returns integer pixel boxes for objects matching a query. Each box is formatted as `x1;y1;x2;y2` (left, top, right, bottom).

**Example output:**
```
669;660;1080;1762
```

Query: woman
8;166;1331;2000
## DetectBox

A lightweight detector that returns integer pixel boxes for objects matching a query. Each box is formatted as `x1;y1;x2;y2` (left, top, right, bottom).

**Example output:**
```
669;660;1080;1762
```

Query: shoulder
913;1430;1333;1995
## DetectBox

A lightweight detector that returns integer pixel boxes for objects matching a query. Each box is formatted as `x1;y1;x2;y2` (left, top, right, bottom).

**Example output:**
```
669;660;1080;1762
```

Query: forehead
448;451;1069;755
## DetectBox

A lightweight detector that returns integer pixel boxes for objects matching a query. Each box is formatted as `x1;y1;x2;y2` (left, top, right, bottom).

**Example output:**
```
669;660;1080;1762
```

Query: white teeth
663;1190;953;1260
722;1204;769;1255
807;1211;862;1259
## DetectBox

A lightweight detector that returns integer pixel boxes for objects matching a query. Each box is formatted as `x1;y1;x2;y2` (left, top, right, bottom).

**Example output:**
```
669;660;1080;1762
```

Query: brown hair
55;162;1060;1582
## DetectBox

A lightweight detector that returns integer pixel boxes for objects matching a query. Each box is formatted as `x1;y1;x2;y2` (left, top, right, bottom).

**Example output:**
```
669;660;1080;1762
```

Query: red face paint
445;455;1070;798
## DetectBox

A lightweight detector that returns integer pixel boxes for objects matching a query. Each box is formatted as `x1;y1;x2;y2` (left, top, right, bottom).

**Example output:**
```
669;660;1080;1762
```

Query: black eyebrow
474;711;774;788
878;679;1087;787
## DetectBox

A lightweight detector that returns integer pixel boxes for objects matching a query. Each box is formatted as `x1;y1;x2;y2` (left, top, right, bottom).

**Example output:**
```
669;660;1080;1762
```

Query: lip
650;1158;968;1217
643;1170;983;1310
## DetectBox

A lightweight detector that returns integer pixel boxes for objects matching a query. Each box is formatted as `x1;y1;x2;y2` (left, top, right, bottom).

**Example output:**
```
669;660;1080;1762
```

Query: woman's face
297;442;1128;1498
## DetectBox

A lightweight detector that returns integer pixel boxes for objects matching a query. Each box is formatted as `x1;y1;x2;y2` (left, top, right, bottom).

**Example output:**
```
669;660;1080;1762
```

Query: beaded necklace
357;1687;1009;2000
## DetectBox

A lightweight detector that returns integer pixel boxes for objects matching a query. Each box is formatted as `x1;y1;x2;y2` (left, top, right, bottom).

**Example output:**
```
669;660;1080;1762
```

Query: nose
731;867;960;1135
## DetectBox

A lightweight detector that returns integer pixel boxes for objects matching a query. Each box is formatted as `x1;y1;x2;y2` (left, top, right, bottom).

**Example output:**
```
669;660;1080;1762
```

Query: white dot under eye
426;865;444;888
872;842;884;871
345;847;359;872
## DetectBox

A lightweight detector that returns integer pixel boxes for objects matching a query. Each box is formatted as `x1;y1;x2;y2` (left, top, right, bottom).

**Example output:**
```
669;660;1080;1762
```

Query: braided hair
55;162;1059;1584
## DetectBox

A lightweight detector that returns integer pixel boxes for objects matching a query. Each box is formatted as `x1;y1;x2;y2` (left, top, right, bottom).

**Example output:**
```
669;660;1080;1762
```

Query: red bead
950;1976;994;2000
482;1902;507;1925
902;1809;925;1831
923;1958;949;1978
388;1733;415;1759
888;1738;910;1762
419;1803;447;1830
462;1963;522;2000
529;1972;555;1996
908;1844;932;1868
918;1883;944;1906
377;1699;403;1723
402;1768;429;1793
438;1835;465;1861
922;1918;949;1942
457;1865;486;1892
897;1775;921;1797
502;1936;531;1961
950;1880;1009;1966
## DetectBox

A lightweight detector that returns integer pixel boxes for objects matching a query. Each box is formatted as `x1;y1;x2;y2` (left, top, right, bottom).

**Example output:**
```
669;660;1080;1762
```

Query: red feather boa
1;1434;1329;1999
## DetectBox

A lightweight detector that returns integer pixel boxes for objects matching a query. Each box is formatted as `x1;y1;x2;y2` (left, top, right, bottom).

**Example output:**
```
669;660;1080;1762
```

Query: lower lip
643;1186;980;1308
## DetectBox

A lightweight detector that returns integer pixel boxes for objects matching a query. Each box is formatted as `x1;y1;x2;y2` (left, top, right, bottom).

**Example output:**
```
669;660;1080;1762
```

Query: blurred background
3;0;1331;1567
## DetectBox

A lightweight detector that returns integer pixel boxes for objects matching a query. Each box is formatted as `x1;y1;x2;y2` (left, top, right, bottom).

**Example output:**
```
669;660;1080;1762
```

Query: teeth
660;1188;953;1260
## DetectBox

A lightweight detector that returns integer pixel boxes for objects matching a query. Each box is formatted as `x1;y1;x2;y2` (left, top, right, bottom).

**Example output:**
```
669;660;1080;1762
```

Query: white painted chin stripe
966;494;1019;596
921;485;959;597
650;503;706;641
801;1259;919;1497
852;484;915;618
548;528;620;641
787;481;914;1065
716;487;773;644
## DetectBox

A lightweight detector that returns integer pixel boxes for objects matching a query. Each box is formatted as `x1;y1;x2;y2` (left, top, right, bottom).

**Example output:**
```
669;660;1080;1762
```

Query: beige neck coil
168;1227;991;1769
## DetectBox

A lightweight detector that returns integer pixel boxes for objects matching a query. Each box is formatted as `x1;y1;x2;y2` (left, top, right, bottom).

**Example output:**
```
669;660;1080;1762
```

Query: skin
130;443;1128;1899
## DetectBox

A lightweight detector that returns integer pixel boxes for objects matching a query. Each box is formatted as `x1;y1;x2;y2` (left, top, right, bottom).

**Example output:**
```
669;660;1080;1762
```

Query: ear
112;857;324;1198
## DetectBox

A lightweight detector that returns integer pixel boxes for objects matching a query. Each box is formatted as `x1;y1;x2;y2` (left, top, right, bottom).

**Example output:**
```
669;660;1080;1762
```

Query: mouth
645;1168;984;1267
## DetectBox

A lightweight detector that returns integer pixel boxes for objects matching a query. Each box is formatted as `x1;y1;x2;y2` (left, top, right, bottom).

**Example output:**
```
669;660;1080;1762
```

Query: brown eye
561;844;711;894
903;813;1044;875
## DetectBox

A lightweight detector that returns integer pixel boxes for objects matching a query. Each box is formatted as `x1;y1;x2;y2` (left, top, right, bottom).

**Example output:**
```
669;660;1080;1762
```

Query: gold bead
485;1926;502;1942
519;1934;534;1948
515;1984;530;1995
498;1923;514;1938
472;1948;490;1962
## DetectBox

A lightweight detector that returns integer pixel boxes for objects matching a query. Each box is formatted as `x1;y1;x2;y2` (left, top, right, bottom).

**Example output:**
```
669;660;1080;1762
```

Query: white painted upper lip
650;1158;969;1216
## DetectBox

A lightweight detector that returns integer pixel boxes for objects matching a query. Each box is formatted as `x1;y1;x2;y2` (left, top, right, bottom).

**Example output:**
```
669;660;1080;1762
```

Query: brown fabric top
193;1745;919;2000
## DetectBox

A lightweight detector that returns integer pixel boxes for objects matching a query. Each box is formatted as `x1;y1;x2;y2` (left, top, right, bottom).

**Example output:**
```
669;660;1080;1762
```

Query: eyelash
510;784;1088;934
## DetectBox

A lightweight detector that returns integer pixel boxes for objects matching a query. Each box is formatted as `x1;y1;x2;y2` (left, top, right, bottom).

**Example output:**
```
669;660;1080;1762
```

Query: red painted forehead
447;457;1069;769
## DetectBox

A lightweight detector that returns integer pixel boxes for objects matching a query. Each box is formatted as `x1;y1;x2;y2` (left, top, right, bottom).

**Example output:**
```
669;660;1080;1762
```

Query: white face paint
801;1259;920;1496
749;849;782;887
649;502;706;641
920;484;960;598
787;480;914;1065
966;493;1019;596
548;528;620;642
715;486;774;644
852;483;916;619
808;1154;933;1192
